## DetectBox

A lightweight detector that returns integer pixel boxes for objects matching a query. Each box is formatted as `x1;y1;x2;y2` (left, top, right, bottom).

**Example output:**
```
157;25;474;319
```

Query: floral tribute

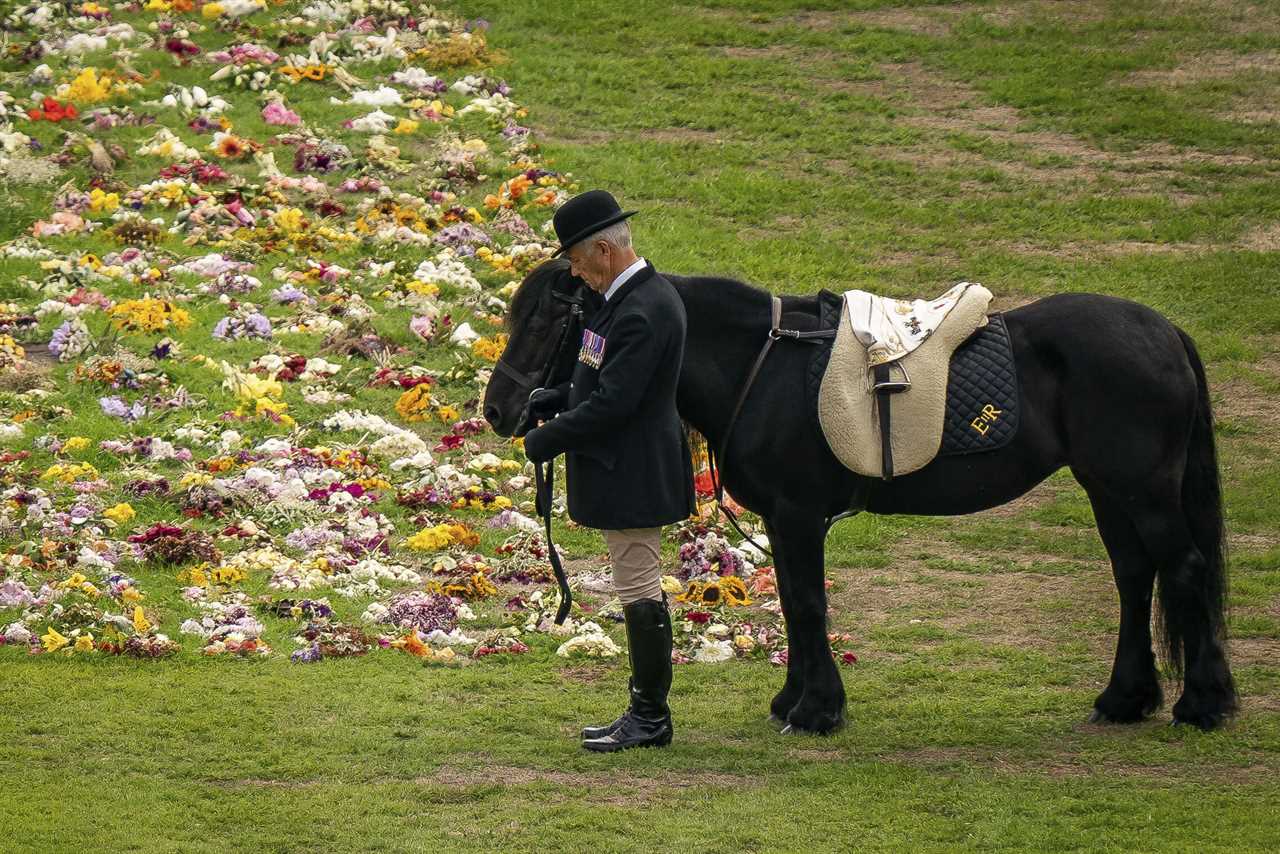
0;0;834;675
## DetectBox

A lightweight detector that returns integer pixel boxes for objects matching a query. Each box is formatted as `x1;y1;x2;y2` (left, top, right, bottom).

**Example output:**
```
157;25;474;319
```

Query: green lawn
3;1;1279;850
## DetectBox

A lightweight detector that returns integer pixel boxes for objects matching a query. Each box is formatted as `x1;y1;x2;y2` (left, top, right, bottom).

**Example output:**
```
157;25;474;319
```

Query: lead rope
534;458;572;625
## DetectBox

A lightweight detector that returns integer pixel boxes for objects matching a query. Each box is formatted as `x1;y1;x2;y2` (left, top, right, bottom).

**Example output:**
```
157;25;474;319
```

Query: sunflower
675;580;702;604
720;575;753;606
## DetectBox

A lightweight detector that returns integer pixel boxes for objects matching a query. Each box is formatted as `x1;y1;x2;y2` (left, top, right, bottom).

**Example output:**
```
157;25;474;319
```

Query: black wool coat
524;262;696;530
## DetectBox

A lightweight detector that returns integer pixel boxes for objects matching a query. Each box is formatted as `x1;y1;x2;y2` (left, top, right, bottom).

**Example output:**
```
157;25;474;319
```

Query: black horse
484;258;1237;733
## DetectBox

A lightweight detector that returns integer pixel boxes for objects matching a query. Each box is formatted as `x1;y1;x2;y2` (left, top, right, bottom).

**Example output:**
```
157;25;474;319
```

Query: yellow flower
108;299;192;333
407;523;480;552
406;280;439;296
132;606;151;635
436;405;460;423
103;503;136;525
395;385;435;423
180;472;213;487
63;68;112;105
272;207;306;234
42;627;70;653
41;462;99;483
89;188;120;213
63;436;90;453
471;335;507;363
661;575;683;594
393;119;419;135
121;586;144;603
202;2;224;18
74;633;95;653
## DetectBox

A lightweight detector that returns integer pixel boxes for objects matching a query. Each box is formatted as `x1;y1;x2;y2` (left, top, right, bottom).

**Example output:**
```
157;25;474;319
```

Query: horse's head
484;257;599;437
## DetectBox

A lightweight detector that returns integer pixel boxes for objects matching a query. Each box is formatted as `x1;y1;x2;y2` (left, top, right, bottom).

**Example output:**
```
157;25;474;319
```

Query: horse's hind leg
1126;501;1237;729
1080;484;1163;723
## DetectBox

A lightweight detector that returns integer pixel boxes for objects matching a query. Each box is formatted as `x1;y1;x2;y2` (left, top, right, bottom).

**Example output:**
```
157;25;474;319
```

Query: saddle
815;283;997;479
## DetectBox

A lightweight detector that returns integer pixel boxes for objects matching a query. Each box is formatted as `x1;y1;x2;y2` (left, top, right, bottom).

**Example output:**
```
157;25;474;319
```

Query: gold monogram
970;403;1002;436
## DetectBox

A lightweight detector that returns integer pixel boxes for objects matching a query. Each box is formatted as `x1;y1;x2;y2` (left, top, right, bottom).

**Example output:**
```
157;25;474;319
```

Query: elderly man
521;190;696;752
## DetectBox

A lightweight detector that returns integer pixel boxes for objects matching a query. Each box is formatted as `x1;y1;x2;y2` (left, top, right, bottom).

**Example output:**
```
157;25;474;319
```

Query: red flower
685;610;712;624
28;97;78;123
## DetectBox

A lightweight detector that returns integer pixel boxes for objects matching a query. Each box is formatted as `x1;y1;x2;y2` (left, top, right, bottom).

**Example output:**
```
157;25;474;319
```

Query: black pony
484;259;1237;734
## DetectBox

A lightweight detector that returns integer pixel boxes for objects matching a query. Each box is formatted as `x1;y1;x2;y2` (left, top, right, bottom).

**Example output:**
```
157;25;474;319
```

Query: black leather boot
582;598;673;752
580;676;631;741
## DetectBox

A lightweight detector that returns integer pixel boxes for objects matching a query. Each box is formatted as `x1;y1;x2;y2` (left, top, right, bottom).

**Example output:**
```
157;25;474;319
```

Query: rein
707;295;836;558
506;287;585;625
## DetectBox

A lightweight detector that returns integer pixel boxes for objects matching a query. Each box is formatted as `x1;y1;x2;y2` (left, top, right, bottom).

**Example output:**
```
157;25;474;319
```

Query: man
521;190;696;752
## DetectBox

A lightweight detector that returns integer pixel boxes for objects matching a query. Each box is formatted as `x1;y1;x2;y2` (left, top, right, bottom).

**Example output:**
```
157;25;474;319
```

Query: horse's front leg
765;517;803;725
768;502;845;734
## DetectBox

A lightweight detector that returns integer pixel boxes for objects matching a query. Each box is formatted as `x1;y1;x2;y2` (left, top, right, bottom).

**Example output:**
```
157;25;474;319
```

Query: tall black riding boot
582;598;673;752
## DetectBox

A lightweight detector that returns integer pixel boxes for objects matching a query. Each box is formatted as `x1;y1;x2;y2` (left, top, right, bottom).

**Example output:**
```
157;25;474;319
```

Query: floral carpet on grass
0;0;859;670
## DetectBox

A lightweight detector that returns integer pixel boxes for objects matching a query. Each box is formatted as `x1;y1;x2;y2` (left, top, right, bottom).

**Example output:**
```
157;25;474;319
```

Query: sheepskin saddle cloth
817;282;994;479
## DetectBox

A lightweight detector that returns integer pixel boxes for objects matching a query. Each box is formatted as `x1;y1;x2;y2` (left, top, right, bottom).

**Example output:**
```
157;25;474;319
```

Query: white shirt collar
603;256;647;302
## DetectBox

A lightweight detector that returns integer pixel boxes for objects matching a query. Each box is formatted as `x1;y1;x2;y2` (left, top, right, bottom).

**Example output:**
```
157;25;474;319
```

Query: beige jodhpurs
602;527;664;605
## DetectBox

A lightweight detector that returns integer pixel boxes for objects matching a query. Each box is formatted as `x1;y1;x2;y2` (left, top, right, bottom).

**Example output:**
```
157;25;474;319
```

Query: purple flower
211;318;231;340
48;320;73;358
246;312;272;338
270;284;309;305
291;643;322;663
99;396;129;418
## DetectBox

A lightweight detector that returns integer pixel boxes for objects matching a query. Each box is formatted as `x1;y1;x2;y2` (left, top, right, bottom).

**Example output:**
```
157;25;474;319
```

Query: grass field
2;1;1279;851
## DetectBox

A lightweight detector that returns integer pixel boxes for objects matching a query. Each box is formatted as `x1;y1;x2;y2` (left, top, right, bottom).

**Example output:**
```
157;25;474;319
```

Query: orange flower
401;630;429;657
213;135;245;158
507;175;533;199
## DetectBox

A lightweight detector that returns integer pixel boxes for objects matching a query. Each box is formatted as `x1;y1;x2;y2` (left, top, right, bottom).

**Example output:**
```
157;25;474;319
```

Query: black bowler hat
552;190;637;256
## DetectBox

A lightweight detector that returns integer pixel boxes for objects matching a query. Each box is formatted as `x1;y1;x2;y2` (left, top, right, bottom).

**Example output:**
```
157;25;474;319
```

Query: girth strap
871;360;911;481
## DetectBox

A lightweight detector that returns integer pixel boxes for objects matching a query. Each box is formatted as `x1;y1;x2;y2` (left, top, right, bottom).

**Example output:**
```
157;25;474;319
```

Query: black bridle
498;286;585;625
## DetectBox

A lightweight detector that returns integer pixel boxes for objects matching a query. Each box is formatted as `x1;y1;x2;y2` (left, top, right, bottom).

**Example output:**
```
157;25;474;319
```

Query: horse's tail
1155;327;1230;680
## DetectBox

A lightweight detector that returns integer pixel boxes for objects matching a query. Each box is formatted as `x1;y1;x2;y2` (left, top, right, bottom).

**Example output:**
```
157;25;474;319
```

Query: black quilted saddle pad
940;313;1020;456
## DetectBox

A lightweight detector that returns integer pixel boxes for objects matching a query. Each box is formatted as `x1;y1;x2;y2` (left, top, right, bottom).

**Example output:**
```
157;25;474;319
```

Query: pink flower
261;101;302;127
410;315;435;341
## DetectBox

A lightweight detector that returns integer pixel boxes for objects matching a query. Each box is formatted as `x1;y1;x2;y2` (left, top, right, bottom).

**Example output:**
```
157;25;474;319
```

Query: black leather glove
528;387;565;420
522;424;555;463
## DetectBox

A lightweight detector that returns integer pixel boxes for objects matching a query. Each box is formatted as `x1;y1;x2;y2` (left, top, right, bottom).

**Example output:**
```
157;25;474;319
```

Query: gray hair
582;219;631;254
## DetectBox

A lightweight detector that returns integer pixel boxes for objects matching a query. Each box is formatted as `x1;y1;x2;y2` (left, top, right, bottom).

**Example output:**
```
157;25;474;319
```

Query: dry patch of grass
828;556;1116;655
881;743;1277;783
1119;50;1280;86
750;2;1108;38
427;762;759;804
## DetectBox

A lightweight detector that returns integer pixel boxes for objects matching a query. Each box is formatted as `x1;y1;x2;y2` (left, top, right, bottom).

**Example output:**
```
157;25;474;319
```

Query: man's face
566;240;612;292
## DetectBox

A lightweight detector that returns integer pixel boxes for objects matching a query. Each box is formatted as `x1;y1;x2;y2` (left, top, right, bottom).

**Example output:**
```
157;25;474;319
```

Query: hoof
783;701;845;736
1171;689;1237;731
768;713;788;729
1171;711;1229;731
1090;686;1162;724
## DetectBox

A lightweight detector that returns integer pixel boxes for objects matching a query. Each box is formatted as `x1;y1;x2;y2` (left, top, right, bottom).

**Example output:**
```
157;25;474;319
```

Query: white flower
362;602;390;623
337;86;404;107
692;637;734;663
450;322;479;346
348;109;397;133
